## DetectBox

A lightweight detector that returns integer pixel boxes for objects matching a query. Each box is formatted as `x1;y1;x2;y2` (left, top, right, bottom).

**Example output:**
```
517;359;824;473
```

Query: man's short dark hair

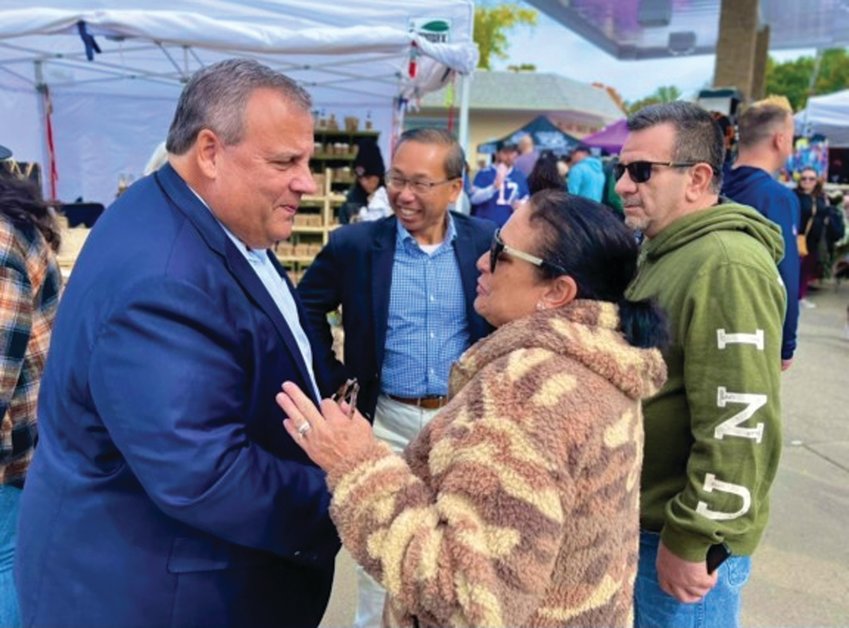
395;128;465;180
166;59;312;155
627;101;725;192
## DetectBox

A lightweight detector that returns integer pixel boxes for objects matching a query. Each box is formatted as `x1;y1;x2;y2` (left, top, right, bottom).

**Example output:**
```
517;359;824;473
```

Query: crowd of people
0;57;844;628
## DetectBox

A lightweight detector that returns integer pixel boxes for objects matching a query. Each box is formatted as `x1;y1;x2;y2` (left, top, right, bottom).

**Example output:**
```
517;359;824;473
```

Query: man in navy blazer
299;128;494;421
16;60;339;627
297;128;494;627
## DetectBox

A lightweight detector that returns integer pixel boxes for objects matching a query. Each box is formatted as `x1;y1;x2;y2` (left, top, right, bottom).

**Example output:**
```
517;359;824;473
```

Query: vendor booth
796;89;849;148
0;1;477;205
580;118;627;154
796;90;849;182
476;115;580;156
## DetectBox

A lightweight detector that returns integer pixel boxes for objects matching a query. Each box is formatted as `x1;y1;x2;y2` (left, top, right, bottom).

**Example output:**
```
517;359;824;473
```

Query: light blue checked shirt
380;216;470;398
190;188;320;399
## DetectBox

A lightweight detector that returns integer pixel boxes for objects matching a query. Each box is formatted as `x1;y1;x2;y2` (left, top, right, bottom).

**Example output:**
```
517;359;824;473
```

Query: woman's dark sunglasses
489;229;567;275
614;160;703;184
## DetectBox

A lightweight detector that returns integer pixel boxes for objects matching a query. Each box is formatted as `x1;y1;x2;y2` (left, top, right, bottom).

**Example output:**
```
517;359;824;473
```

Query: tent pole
458;72;471;158
33;60;56;200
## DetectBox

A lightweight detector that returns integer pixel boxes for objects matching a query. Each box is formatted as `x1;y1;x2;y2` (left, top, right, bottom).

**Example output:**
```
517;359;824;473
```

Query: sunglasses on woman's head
613;160;704;184
489;229;568;275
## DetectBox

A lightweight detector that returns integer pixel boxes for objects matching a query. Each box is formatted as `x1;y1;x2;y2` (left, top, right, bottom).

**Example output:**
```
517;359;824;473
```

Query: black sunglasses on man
613;160;706;184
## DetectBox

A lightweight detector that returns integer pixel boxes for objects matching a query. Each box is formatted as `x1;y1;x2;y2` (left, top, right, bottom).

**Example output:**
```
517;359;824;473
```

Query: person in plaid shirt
0;162;62;627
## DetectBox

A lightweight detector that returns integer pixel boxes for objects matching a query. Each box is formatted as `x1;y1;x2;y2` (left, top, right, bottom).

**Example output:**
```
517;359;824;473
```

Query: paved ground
319;284;849;628
742;285;849;628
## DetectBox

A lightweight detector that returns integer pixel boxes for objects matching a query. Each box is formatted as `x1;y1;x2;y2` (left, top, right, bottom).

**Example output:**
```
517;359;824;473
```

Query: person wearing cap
567;144;606;202
297;128;494;628
470;140;529;227
338;138;391;224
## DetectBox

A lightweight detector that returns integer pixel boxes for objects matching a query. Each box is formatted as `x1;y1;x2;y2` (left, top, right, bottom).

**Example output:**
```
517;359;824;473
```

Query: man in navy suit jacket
299;128;494;421
16;60;339;627
297;128;494;628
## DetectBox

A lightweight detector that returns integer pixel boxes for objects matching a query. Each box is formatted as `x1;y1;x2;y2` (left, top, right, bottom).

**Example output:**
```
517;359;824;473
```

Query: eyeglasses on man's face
489;229;568;275
385;171;458;195
614;160;705;184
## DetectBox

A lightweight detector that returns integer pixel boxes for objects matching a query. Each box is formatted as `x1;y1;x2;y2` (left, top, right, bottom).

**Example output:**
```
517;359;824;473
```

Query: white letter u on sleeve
695;473;752;521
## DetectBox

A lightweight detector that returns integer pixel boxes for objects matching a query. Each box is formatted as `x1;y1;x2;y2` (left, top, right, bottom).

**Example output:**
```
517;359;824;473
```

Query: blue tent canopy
477;115;581;156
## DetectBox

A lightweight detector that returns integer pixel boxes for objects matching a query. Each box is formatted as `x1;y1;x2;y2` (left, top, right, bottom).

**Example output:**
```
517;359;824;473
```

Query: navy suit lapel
154;165;318;404
267;253;323;403
371;218;397;370
452;217;485;341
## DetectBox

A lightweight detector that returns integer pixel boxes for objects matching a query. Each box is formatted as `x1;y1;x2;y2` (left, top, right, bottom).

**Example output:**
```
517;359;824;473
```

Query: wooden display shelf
301;194;346;204
314;129;378;138
312;152;355;161
291;225;326;234
277;255;315;264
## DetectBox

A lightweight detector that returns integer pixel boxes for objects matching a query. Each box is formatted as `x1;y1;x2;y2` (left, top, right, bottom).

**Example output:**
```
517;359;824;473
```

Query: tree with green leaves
625;85;682;115
474;3;538;70
765;48;849;111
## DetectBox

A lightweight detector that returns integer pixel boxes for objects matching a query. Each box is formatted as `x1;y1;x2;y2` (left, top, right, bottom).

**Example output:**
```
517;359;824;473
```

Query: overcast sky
492;5;813;102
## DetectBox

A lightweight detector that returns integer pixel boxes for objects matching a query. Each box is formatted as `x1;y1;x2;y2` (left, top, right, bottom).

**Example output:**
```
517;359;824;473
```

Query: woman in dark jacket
338;138;388;225
795;167;828;304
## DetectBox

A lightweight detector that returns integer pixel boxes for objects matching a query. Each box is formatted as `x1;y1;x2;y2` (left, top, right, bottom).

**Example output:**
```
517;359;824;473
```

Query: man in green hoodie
617;102;785;628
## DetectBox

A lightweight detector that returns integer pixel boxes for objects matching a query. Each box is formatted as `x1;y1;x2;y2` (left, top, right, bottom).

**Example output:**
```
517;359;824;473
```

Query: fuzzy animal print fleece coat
325;300;667;628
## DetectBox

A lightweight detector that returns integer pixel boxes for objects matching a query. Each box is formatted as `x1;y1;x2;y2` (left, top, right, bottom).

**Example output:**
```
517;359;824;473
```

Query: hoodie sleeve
567;162;585;197
661;258;785;561
470;168;498;205
764;189;800;361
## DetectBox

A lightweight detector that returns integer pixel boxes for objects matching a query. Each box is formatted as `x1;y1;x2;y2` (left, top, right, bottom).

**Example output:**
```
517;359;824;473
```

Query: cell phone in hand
706;542;731;574
331;378;359;417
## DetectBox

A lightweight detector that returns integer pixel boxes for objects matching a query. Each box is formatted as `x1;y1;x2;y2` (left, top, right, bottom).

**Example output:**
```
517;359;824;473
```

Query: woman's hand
277;381;376;472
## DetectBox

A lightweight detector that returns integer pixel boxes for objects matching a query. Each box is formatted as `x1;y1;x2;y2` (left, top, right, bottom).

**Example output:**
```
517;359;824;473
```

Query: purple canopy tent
581;118;628;154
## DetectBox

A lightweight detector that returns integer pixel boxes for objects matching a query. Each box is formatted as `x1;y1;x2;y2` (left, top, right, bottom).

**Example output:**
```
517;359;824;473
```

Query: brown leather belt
386;394;447;410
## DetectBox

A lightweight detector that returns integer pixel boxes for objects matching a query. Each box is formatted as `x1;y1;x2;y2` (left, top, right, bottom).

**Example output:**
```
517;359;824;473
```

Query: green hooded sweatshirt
626;201;785;562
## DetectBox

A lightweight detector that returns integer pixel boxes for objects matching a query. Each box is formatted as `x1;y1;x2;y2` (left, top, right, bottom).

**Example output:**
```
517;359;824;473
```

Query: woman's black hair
527;189;668;349
0;169;61;252
527;150;563;195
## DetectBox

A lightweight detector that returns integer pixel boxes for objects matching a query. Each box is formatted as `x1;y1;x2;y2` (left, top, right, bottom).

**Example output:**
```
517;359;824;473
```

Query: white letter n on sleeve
715;387;766;442
696;473;752;521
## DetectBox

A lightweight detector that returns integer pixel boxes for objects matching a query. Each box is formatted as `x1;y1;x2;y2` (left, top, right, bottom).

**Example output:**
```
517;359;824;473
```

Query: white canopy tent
795;89;849;148
0;1;477;204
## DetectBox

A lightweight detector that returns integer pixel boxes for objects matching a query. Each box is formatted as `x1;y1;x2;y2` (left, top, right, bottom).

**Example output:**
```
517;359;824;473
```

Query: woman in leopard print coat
279;190;668;627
